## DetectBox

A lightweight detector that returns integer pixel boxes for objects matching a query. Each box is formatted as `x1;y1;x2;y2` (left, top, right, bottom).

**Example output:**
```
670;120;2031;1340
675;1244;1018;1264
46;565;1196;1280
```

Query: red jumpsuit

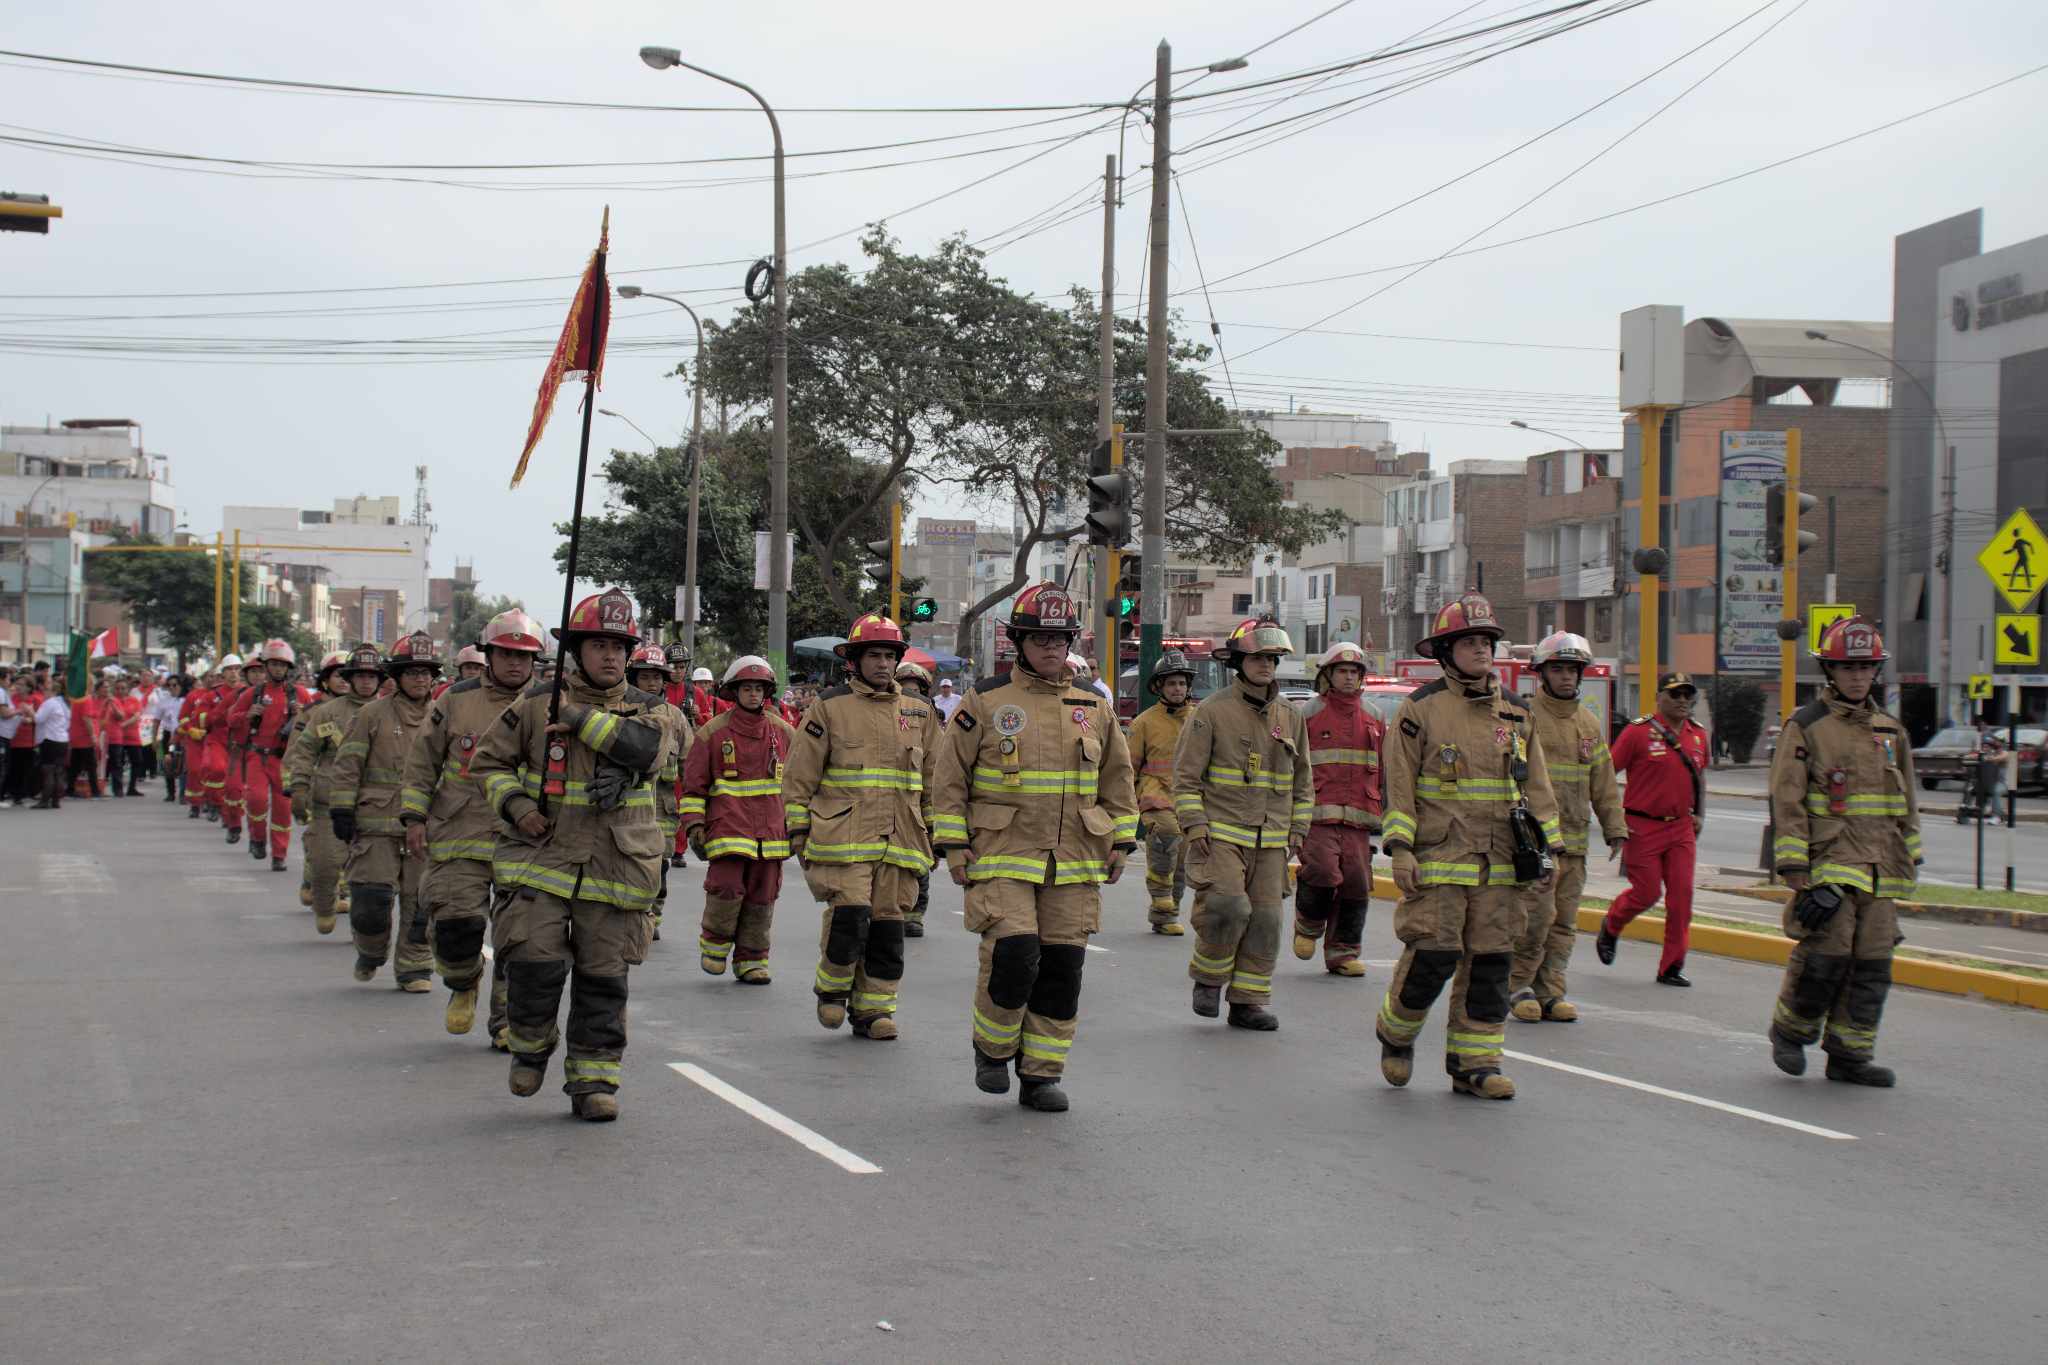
221;684;257;831
665;680;700;857
228;680;309;859
1601;714;1709;974
190;684;235;814
1294;688;1386;968
679;704;797;976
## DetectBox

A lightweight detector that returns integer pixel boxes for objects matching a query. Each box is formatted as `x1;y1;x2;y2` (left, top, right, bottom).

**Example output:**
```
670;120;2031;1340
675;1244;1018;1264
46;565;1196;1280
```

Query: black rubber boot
1380;1039;1414;1087
1656;966;1692;987
188;804;200;818
250;839;266;861
1768;1023;1808;1076
1595;924;1618;965
974;1048;1012;1095
1824;1057;1896;1087
1191;982;1221;1018
1018;1077;1070;1112
903;920;925;938
225;826;241;845
271;856;288;872
1226;1002;1279;1031
508;1057;547;1097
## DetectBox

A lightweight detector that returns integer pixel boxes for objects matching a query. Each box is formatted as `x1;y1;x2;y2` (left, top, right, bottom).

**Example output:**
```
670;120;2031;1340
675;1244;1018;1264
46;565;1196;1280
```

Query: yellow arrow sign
1978;507;2048;612
1995;614;2041;665
1968;673;1995;699
1808;603;1855;652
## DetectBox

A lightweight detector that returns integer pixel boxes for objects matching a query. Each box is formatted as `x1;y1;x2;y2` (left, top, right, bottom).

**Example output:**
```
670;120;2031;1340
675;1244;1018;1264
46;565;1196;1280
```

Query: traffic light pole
1096;151;1118;699
889;501;903;629
1138;40;1171;716
1779;428;1801;724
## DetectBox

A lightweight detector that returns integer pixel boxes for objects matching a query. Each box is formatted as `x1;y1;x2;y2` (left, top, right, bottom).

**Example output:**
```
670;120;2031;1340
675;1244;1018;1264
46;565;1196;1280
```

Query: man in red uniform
1292;641;1386;976
1597;671;1709;986
227;639;308;871
219;656;265;842
682;656;796;984
178;669;219;819
663;643;699;868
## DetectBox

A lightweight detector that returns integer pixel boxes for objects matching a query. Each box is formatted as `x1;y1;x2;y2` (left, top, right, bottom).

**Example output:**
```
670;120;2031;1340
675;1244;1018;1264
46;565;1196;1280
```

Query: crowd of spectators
0;662;187;810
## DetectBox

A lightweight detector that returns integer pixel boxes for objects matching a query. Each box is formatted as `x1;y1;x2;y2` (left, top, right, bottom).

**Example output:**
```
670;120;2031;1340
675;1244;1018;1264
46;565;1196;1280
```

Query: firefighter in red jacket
663;643;699;868
1595;671;1709;986
190;655;242;822
226;639;309;872
682;656;798;984
220;656;265;843
176;675;214;820
1292;641;1386;976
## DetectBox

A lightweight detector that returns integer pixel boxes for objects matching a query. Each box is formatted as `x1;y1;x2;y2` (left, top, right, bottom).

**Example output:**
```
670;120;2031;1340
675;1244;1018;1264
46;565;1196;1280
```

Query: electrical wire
1172;175;1236;406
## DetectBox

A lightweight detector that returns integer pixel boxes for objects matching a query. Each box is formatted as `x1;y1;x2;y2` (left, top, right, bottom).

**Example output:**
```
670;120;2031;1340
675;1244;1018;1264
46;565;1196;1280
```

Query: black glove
589;764;632;812
330;809;356;844
1793;882;1843;931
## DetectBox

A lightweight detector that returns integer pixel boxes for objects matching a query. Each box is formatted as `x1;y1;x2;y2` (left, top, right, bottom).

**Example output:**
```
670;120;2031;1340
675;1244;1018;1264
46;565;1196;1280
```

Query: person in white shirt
32;691;72;809
933;678;963;724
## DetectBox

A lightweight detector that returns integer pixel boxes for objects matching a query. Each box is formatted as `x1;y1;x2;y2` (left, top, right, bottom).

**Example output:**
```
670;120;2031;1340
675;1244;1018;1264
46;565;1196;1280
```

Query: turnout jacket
397;675;524;863
782;675;942;873
1768;687;1922;898
1298;688;1386;830
328;689;432;837
1380;670;1562;886
930;664;1140;885
1172;677;1314;849
1530;688;1625;856
226;679;306;759
469;676;676;911
681;705;797;861
183;683;234;747
283;693;368;806
1124;698;1192;817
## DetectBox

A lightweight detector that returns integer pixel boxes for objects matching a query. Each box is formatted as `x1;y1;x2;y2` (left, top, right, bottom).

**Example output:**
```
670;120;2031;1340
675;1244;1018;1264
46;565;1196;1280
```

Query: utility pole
1096;153;1118;696
231;529;242;655
212;531;223;662
1139;39;1171;711
1779;428;1803;723
888;502;904;629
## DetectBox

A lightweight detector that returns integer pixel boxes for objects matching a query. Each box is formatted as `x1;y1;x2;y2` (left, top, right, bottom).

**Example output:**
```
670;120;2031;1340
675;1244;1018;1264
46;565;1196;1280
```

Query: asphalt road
6;796;2045;1364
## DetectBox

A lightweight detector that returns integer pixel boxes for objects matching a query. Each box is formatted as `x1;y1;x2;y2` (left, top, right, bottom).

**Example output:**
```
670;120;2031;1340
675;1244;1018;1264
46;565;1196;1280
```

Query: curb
1716;885;2048;933
1704;787;2048;823
1365;876;2048;1011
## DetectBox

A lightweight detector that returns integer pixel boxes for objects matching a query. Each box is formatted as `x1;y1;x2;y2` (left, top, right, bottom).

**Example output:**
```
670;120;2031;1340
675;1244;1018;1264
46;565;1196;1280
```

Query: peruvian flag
86;625;120;658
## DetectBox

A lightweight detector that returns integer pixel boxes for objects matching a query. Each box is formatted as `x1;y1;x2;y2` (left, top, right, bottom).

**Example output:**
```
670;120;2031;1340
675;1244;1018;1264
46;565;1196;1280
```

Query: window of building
1232;593;1252;615
1165;569;1198;587
1593;600;1614;644
1276;575;1286;602
1254;577;1263;604
1429;482;1449;521
1308;576;1317;600
1306;623;1324;653
1428;549;1449;583
1177;593;1204;616
1538;458;1553;497
1323;573;1334;599
1537;600;1557;637
1678;585;1716;634
1678;495;1717;548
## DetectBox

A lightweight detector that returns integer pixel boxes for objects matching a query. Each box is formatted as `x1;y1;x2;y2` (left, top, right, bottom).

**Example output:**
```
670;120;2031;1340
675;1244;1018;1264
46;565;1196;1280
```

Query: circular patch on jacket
993;703;1027;735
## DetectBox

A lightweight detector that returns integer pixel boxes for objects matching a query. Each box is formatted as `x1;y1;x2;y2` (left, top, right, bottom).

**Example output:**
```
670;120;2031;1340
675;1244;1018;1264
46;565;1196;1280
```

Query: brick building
1379;459;1529;658
1522;448;1623;658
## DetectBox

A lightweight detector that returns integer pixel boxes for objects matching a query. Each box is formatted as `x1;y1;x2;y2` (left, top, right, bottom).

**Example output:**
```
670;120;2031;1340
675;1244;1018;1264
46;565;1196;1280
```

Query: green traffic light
1118;595;1137;618
910;598;937;622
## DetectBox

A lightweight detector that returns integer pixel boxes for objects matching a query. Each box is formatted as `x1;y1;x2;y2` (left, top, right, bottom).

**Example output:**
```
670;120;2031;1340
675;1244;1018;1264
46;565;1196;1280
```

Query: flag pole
543;208;610;816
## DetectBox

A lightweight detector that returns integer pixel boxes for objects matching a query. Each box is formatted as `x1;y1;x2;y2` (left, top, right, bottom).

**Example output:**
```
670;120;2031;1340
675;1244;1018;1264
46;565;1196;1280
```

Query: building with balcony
1;420;178;540
1521;448;1623;661
1378;459;1530;658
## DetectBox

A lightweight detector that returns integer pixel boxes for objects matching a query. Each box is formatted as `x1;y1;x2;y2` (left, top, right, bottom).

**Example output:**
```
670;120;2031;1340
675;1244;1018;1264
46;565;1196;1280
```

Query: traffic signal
909;597;937;622
0;192;60;235
1763;483;1818;566
1113;559;1142;619
863;537;895;586
1085;438;1135;546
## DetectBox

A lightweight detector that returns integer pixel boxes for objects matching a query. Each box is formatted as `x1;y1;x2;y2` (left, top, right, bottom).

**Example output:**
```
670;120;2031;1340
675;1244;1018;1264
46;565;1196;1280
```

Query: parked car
1911;726;2048;793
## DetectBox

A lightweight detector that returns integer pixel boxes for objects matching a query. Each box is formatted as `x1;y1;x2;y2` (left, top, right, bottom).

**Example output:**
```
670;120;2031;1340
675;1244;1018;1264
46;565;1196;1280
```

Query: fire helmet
218;653;244;671
386;631;442;674
259;638;296;664
336;643;385;680
664;642;692;668
836;612;908;661
1215;616;1295;667
894;659;932;694
481;608;547;654
1147;649;1197;698
691;666;714;683
1006;582;1081;641
1416;591;1505;661
1531;631;1594;671
455;645;487;669
720;655;778;700
1813;614;1889;664
315;649;350;680
1313;640;1371;694
551;588;640;649
626;645;672;681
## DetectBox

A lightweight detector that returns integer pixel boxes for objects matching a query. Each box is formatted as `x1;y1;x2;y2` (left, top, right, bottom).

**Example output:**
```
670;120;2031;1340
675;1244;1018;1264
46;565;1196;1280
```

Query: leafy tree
86;531;317;669
448;587;524;651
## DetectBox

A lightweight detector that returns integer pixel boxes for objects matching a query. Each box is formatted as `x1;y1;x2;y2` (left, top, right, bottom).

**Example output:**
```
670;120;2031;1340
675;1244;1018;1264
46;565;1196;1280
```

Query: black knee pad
505;959;570;1028
566;973;629;1053
987;932;1042;1011
864;919;906;980
914;871;930;916
825;904;872;966
349;883;395;938
1027;943;1086;1022
436;914;488;965
1334;898;1370;938
1399;948;1463;1011
1462;951;1514;1024
1791;952;1852;1020
1294;882;1334;921
404;901;429;945
1845;957;1893;1025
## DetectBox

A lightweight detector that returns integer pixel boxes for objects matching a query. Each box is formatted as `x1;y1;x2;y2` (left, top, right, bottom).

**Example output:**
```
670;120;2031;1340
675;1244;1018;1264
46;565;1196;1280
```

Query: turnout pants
1602;814;1695;974
1772;886;1901;1064
1187;840;1288;1005
1294;823;1374;965
242;753;289;859
966;871;1101;1080
194;740;226;811
421;855;495;995
1512;853;1589;1000
498;885;653;1095
303;806;347;917
344;833;430;984
222;747;246;830
1145;825;1186;924
700;854;781;975
804;859;918;1021
1374;874;1520;1075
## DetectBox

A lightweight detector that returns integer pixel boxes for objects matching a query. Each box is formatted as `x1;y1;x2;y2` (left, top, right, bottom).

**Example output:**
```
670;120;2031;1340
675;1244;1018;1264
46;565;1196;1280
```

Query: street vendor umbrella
902;646;937;670
919;648;967;671
791;636;847;657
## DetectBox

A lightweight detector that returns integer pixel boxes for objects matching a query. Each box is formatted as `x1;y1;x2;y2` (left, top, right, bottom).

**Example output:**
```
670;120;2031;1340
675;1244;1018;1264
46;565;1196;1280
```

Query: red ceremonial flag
86;625;120;658
511;208;612;490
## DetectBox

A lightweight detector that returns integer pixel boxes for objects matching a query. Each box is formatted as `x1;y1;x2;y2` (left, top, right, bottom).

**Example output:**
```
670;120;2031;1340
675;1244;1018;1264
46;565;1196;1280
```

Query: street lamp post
640;45;786;684
612;285;708;662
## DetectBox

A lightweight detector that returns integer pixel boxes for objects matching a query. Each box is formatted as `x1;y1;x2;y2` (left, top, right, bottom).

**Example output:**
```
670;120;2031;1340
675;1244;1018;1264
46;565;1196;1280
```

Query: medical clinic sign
1718;431;1786;672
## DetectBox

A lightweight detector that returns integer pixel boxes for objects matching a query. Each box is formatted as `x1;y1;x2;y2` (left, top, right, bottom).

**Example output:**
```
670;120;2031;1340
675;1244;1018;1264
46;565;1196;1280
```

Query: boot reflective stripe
1446;1030;1505;1055
1020;1030;1070;1062
1772;998;1823;1040
972;1006;1022;1048
505;1026;557;1055
1229;968;1272;996
699;938;734;961
1377;996;1426;1041
851;990;897;1015
1823;1022;1877;1050
1190;947;1234;976
815;961;856;992
563;1058;621;1082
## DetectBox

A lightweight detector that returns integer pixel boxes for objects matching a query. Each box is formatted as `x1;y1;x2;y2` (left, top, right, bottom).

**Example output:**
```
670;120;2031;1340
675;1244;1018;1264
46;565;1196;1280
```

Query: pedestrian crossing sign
1977;506;2048;612
1968;674;1995;700
1994;614;2041;666
1808;603;1855;653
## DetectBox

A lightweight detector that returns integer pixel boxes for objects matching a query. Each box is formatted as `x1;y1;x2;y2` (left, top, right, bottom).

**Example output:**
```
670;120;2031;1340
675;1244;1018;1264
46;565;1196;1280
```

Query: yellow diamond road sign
1995;614;2041;665
1978;506;2048;612
1968;673;1995;699
1808;603;1855;652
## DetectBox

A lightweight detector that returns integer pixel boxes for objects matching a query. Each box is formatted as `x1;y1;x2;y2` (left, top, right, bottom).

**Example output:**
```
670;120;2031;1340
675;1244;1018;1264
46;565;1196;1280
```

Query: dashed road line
669;1062;882;1173
1503;1050;1856;1140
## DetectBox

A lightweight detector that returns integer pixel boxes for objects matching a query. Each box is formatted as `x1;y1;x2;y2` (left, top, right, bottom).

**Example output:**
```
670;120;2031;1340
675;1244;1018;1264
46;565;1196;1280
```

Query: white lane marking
40;852;112;893
668;1062;882;1173
1503;1050;1856;1141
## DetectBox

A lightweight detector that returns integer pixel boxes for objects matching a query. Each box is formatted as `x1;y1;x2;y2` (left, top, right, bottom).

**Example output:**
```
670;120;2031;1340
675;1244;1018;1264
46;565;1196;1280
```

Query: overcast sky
4;0;2044;627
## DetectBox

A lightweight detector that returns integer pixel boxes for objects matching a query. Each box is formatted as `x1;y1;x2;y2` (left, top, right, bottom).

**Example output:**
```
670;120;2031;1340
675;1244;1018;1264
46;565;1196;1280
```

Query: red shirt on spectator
12;691;43;749
112;694;145;745
69;695;100;748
